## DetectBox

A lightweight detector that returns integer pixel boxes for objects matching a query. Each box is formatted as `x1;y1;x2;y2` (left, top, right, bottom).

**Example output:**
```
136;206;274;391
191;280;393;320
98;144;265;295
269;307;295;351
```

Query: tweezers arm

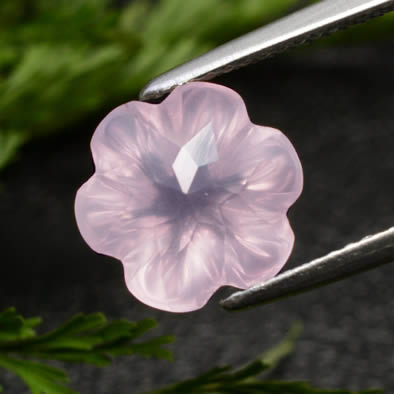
220;227;394;311
140;0;394;101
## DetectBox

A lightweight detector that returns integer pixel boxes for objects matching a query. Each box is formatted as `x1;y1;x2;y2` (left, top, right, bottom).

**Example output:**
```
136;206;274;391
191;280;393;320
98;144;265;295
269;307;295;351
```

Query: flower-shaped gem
75;82;303;312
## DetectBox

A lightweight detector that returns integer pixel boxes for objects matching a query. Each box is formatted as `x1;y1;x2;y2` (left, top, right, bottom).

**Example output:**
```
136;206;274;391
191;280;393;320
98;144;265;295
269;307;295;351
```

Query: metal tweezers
140;0;394;311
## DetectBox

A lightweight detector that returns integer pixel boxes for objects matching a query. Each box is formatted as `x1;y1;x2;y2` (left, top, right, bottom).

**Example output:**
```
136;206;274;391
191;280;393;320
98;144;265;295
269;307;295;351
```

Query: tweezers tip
219;298;231;309
139;75;176;101
139;83;158;101
219;290;248;310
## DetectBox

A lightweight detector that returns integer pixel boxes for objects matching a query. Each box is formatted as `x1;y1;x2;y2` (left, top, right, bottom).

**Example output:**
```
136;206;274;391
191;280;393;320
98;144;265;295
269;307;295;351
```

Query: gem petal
75;81;303;312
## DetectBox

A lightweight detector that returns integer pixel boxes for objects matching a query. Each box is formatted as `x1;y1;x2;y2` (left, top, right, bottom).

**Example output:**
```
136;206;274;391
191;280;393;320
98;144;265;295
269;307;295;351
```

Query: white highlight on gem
172;123;219;193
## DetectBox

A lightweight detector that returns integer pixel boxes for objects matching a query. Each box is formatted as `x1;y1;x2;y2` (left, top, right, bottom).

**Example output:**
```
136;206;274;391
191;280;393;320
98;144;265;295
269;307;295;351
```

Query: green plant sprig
0;307;174;394
145;322;383;394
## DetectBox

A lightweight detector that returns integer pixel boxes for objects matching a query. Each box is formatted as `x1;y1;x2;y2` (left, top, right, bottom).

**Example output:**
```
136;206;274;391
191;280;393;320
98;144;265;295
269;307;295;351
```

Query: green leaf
144;322;383;394
42;313;107;339
94;320;139;342
1;312;174;362
0;131;28;168
123;336;176;360
261;321;303;369
0;308;174;392
0;354;76;394
119;318;157;341
0;307;41;343
30;350;111;367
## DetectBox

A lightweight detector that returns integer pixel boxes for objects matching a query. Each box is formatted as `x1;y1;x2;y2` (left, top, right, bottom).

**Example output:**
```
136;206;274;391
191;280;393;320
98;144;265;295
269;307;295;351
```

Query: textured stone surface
1;45;394;393
75;82;303;312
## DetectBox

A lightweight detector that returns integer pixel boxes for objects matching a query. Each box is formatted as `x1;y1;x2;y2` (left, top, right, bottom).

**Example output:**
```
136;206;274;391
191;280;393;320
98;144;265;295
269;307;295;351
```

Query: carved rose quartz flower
75;82;303;313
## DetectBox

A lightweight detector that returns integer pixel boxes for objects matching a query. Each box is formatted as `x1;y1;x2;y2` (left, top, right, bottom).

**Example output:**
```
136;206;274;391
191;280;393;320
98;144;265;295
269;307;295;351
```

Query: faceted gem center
172;123;219;194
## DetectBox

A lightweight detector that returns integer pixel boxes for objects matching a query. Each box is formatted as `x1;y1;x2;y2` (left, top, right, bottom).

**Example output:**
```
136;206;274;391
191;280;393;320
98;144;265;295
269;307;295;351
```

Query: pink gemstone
75;82;303;312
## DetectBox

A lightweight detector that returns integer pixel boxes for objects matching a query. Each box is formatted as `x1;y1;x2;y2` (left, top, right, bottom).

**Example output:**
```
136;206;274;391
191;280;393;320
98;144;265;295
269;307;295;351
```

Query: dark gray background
1;43;394;393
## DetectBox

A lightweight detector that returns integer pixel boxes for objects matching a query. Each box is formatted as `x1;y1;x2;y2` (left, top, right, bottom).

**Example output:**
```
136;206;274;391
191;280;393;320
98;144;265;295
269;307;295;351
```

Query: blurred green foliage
0;307;174;393
0;0;300;170
145;322;383;394
1;313;382;394
0;0;393;170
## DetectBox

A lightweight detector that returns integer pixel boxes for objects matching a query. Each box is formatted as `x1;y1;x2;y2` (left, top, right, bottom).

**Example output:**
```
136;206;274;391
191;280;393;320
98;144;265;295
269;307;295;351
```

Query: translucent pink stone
75;82;303;312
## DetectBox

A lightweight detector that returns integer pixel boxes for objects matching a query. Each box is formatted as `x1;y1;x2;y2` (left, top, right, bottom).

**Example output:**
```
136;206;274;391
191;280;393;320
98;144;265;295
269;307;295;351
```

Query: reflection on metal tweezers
140;0;394;102
221;227;394;310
